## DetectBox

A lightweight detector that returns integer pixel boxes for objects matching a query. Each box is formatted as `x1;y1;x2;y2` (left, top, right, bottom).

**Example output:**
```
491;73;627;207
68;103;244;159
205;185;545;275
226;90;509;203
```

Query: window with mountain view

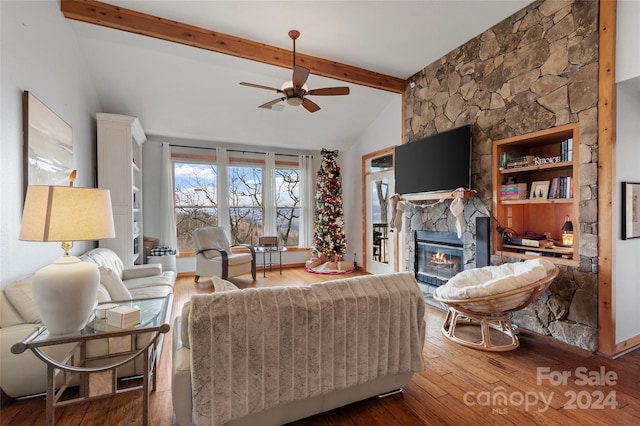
174;157;301;252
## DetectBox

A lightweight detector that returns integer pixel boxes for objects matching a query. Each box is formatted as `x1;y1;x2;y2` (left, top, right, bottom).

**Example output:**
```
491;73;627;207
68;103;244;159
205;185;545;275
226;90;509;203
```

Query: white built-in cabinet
97;113;146;266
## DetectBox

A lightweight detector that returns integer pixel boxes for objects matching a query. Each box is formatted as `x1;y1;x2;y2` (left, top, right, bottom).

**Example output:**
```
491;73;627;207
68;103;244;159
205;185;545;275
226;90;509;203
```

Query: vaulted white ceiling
67;0;532;151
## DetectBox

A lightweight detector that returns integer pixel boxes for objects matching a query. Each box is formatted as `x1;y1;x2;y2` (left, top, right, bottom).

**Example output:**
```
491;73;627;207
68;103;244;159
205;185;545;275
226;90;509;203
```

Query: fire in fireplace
415;231;464;287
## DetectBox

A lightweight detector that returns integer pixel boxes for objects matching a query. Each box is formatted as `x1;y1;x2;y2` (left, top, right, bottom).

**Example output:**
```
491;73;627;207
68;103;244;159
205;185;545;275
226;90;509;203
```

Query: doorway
363;149;396;274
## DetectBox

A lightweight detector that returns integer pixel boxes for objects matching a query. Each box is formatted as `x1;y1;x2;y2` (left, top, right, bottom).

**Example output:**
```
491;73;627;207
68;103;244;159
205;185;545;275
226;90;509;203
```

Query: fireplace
410;217;491;308
415;231;464;287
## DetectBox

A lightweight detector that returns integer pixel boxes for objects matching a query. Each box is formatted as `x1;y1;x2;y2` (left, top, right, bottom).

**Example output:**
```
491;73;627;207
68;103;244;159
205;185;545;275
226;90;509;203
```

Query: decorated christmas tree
312;149;346;260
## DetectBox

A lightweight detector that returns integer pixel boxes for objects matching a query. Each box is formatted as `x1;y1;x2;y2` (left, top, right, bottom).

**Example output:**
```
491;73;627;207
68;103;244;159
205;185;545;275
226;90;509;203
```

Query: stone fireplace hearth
403;196;597;351
414;225;489;308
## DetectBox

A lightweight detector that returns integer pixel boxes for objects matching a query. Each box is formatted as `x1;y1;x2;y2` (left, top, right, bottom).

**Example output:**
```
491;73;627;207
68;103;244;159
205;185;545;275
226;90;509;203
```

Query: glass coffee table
11;295;173;426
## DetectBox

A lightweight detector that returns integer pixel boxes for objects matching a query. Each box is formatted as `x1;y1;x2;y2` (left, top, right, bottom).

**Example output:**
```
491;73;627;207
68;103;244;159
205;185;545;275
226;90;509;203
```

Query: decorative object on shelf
561;215;574;247
19;175;115;334
22;91;74;197
529;180;550;200
500;183;527;200
621;181;640;239
533;155;562;165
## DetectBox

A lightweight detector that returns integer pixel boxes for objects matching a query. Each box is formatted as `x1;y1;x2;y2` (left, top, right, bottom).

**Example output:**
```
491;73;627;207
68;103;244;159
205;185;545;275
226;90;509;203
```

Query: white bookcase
97;113;146;266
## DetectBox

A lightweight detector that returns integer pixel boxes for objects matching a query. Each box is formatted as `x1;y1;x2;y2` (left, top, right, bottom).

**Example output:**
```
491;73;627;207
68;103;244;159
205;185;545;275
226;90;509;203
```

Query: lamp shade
20;186;115;242
18;185;115;334
561;216;574;233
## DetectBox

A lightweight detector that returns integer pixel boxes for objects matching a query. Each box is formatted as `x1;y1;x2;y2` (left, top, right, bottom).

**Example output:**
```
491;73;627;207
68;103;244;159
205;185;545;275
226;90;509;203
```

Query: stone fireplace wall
403;0;599;351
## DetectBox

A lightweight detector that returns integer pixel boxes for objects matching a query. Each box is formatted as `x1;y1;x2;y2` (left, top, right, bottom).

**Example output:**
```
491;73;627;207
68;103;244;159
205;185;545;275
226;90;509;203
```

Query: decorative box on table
107;305;141;328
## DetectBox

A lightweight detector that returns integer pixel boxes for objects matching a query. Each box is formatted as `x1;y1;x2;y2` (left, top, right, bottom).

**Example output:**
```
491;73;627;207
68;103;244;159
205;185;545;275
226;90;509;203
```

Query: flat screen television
394;125;472;195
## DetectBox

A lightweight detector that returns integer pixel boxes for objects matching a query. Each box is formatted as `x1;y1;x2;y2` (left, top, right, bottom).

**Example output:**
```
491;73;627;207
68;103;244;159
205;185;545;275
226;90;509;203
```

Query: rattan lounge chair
433;259;559;352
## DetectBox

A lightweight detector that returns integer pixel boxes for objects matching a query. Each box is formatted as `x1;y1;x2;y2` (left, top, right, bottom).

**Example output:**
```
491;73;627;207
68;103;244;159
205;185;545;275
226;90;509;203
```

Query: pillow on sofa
96;284;111;303
4;275;41;324
99;266;132;301
212;276;239;292
0;289;28;327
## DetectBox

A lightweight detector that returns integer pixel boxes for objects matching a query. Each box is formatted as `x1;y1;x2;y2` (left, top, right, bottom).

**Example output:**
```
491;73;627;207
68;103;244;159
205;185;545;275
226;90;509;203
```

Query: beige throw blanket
189;272;426;426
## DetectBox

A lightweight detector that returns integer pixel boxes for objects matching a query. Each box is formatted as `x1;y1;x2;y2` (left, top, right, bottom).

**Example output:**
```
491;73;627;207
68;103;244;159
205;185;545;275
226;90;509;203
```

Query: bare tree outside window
173;159;302;251
276;168;300;246
174;163;217;252
229;166;262;245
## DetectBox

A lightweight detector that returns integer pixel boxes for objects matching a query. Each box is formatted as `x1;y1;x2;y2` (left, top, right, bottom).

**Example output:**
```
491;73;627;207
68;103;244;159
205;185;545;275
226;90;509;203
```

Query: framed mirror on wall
22;91;74;198
621;181;640;239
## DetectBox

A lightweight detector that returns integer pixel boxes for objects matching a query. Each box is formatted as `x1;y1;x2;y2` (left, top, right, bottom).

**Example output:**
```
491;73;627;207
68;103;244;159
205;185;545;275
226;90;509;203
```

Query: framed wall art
22;91;73;197
529;180;550;200
621;181;640;239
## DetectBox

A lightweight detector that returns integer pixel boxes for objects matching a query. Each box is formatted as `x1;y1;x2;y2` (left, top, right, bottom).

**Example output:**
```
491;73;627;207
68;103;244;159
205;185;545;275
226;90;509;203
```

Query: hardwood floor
2;268;639;425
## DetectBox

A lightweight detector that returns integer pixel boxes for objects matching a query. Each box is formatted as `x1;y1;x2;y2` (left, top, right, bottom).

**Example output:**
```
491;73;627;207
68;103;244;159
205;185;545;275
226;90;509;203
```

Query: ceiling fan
239;30;350;113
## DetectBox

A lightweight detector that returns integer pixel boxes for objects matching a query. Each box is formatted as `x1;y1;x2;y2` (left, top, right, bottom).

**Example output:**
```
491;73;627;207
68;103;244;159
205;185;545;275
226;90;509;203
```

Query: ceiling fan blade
307;87;350;96
240;82;283;93
292;65;310;88
302;98;321;113
258;98;285;109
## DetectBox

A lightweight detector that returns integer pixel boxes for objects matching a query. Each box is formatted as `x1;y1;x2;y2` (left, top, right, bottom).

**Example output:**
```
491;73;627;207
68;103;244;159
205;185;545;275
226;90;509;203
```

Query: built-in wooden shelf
492;123;580;267
499;161;572;174
497;246;575;266
501;198;574;205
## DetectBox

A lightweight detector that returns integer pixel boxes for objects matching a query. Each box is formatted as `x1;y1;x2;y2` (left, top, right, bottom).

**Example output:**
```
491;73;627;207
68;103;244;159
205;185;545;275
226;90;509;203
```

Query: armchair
193;227;256;282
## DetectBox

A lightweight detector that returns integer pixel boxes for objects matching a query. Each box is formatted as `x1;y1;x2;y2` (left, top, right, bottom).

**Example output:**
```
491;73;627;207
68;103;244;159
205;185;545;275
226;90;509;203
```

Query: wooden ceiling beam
60;0;406;94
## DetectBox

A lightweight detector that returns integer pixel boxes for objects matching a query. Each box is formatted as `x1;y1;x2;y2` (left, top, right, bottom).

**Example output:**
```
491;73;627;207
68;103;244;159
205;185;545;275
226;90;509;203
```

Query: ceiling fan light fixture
286;97;304;106
281;81;307;92
240;31;349;112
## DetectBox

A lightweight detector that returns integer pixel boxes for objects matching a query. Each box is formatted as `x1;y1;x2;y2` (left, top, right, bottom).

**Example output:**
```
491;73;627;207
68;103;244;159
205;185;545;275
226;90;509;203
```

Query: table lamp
19;184;115;334
561;215;574;247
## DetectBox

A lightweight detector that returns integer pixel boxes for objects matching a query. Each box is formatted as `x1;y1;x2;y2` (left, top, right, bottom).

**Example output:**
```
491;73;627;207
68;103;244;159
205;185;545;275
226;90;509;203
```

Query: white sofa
172;273;426;426
0;248;175;398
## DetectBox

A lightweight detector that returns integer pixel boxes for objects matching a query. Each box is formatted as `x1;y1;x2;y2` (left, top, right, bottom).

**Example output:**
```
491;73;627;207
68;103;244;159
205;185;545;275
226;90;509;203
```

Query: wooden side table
11;295;172;426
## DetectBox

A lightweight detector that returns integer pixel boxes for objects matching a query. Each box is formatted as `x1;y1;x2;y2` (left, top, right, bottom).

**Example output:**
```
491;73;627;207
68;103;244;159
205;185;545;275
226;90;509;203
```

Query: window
276;168;300;246
229;165;262;245
173;153;302;252
174;162;217;251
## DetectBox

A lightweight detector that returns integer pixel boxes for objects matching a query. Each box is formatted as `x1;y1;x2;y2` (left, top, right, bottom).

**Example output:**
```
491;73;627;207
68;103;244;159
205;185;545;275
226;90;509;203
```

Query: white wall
615;82;640;343
614;0;640;344
342;94;402;268
0;0;101;285
617;0;640;83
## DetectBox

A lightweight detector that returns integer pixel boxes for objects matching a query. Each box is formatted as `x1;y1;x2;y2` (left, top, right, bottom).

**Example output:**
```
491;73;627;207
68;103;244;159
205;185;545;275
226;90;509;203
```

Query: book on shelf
499;153;536;169
548;176;573;199
505;155;535;169
560;138;573;162
500;183;527;200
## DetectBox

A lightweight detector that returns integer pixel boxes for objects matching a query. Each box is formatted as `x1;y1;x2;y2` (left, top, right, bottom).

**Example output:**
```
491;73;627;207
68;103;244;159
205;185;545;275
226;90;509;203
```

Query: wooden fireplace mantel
401;188;477;202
